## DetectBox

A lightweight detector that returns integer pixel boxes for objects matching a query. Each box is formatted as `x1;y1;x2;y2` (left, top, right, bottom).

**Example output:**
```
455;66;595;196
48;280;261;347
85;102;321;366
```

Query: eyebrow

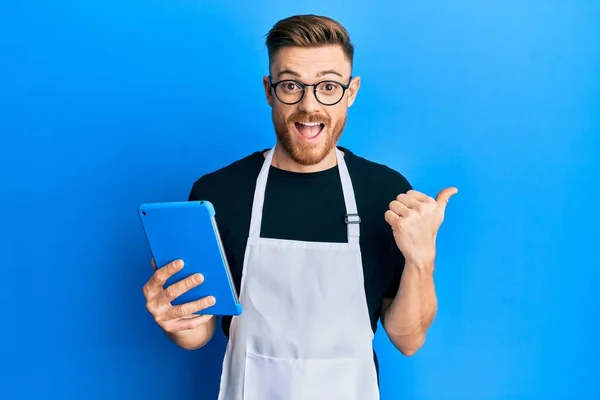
277;69;344;79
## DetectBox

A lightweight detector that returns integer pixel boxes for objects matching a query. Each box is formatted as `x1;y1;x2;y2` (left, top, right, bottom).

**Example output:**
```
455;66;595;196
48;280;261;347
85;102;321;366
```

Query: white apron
217;146;380;400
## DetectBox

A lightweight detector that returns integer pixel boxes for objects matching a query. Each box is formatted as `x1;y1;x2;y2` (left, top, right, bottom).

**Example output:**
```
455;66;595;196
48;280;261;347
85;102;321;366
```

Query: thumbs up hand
385;187;458;267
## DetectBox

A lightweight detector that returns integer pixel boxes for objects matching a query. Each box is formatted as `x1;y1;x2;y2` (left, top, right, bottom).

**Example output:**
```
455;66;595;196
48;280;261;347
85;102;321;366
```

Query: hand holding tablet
138;201;242;325
143;258;217;333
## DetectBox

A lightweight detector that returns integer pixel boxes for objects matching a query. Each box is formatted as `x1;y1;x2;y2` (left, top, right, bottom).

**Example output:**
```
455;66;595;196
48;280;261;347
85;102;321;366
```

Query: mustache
287;113;331;125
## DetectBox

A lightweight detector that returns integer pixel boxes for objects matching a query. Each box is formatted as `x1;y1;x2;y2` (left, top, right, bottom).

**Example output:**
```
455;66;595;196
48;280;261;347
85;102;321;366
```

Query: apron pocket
243;351;358;400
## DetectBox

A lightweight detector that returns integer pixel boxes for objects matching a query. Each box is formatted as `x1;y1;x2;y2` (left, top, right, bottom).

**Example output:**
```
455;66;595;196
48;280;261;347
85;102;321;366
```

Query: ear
263;76;274;107
346;76;361;108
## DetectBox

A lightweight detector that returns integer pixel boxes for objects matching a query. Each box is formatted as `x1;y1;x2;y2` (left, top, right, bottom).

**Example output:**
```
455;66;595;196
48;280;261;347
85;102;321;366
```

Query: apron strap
248;148;273;239
335;148;360;245
249;146;361;246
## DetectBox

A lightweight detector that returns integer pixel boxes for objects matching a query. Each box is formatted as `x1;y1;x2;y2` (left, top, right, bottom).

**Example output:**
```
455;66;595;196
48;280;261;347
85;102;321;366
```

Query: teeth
299;122;322;126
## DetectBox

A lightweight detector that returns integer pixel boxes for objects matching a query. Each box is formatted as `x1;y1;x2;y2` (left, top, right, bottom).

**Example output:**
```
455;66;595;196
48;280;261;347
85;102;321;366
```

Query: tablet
137;200;242;316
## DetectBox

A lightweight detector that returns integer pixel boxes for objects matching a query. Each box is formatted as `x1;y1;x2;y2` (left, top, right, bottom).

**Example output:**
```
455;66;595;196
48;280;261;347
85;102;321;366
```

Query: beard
272;110;346;166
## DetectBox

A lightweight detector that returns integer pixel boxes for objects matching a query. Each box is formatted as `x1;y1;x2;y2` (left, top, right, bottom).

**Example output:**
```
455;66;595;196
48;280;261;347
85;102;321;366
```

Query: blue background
1;1;599;399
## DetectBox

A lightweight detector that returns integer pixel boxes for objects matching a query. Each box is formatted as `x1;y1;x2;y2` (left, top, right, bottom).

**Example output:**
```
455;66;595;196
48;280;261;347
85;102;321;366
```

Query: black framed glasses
268;76;353;106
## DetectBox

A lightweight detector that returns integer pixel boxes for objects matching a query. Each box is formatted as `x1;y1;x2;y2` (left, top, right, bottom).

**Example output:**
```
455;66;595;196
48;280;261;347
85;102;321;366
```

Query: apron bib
217;146;380;400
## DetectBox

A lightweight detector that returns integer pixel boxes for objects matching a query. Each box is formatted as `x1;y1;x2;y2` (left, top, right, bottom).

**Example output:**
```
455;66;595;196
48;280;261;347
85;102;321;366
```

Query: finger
396;193;420;208
389;200;410;217
163;314;215;333
151;258;157;271
160;272;204;304
435;187;459;205
144;259;184;298
405;190;430;202
164;295;217;321
384;209;401;230
435;187;458;219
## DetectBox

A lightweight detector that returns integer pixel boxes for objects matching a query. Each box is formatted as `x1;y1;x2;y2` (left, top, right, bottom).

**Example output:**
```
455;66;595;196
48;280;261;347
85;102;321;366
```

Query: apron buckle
345;213;361;224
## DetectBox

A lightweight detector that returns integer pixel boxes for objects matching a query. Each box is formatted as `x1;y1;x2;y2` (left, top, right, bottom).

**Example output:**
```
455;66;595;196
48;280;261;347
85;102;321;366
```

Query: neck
269;144;340;173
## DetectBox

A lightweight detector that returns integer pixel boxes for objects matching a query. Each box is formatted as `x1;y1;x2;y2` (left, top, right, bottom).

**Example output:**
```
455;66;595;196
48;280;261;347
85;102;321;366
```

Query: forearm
166;315;217;350
383;259;438;355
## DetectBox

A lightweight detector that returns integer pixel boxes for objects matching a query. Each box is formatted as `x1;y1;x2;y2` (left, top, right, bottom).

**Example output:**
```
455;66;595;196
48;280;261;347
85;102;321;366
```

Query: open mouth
294;121;325;140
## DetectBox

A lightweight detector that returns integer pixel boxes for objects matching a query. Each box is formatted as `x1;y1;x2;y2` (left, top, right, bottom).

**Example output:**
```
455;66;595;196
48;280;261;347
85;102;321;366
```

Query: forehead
270;45;351;79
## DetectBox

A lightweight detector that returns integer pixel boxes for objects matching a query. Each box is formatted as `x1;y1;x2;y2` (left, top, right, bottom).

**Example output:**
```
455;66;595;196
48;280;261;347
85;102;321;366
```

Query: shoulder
188;150;265;201
341;147;412;196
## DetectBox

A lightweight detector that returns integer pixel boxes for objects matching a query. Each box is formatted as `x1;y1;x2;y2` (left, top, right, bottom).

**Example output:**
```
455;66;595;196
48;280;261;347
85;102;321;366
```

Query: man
142;14;457;399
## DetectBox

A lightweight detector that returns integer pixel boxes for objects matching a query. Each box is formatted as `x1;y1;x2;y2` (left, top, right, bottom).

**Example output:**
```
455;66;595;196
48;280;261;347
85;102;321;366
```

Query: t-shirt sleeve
384;240;406;298
188;185;198;201
383;174;413;298
188;176;209;202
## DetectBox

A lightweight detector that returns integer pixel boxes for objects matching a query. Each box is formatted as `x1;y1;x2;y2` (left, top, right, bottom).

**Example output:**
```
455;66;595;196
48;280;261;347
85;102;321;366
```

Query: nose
297;87;321;113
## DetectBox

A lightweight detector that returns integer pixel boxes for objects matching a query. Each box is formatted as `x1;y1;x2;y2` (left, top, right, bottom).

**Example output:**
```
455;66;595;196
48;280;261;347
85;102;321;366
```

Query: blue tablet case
138;200;242;316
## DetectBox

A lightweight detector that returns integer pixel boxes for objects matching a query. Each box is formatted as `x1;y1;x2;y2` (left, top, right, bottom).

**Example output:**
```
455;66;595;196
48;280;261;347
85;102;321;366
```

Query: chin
284;128;335;166
273;112;345;166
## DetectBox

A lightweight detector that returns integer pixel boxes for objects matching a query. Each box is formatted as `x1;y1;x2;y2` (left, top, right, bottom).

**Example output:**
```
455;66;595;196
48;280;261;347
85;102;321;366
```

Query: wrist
405;255;435;273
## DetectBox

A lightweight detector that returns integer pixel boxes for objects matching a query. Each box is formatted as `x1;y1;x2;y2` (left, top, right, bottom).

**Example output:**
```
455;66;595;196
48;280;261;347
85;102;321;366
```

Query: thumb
435;187;458;215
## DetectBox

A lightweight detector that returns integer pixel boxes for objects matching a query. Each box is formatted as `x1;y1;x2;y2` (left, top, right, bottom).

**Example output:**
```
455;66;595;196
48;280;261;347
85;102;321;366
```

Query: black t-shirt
188;146;412;376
